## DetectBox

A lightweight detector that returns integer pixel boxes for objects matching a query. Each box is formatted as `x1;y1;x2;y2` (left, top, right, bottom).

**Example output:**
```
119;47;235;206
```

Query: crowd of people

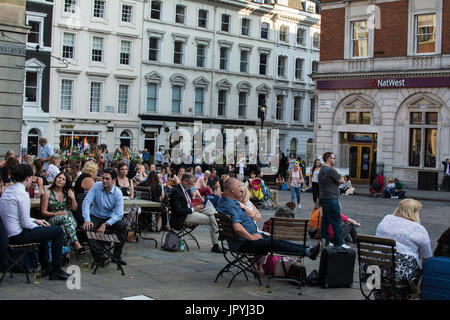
0;141;448;301
370;174;407;199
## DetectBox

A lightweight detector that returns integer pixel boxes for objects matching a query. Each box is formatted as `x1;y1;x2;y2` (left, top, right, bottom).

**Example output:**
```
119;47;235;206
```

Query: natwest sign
317;76;450;90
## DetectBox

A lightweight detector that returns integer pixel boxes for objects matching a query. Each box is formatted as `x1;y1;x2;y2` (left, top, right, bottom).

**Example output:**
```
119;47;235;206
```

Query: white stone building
48;0;145;152
271;0;320;160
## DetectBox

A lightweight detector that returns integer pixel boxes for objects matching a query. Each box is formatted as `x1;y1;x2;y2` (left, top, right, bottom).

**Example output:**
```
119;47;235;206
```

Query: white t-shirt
376;214;432;268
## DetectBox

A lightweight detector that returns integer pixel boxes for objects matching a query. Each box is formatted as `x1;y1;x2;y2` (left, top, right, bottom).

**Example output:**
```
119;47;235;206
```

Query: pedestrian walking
287;162;304;209
318;152;348;248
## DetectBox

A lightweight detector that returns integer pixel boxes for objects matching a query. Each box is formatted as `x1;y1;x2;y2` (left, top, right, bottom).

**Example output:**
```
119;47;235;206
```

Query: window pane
410;112;423;125
122;5;133;23
310;98;315;122
27;21;40;44
360;112;371;124
242;18;250;36
118;85;129;114
218;90;226;116
62;33;75;59
120;40;131;65
197;45;205;67
149;37;159;61
259;54;267;75
221;14;230;32
61;80;73;111
426;112;438;125
93;0;105;18
151;1;161;20
425;128;437;168
195;88;204;115
90;82;101;112
416;14;436;54
198;10;208;28
240;51;248;73
176;5;185;24
293;97;302;121
352;21;369;57
261;23;269;39
171;86;181;113
174;41;183;64
276;95;284;120
346;112;357;124
146;84;157;112
409;128;421;166
64;0;76;14
295;59;303;79
25;72;38;102
220;48;228;70
297;28;305;45
238;92;246;118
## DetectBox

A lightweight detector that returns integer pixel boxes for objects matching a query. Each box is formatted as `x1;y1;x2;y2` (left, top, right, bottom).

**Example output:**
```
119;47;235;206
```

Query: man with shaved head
216;178;321;259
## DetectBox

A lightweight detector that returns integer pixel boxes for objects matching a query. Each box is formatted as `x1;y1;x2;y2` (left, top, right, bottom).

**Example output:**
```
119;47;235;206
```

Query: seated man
393;178;406;199
170;173;223;253
204;185;222;208
0;164;68;280
216;178;321;258
82;168;128;266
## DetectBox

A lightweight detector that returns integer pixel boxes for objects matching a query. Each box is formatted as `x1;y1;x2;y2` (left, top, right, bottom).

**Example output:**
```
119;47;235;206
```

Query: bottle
34;184;40;199
179;237;185;252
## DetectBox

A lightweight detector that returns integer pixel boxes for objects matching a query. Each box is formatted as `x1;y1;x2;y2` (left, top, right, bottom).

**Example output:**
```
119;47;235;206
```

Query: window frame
295;58;303;80
279;25;289;43
26;15;44;49
238;92;247;118
196;44;206;68
219;47;229;70
146;83;158;113
173;40;184;65
148;36;160;62
91;36;104;63
259;53;267;76
218;90;227;117
198;9;208;28
240;50;249;73
150;0;162;20
351;20;369;58
119;39;132;66
60;79;74;112
261;22;269;40
117;83;130;115
414;13;437;55
408;110;439;168
89;81;102;113
62;32;76;61
241;18;251;37
194;88;204;116
277;55;287;78
293;96;303;122
92;0;106;20
171;85;183;114
121;3;133;24
64;0;77;14
175;5;186;24
276;94;285;121
297;27;306;46
221;14;231;33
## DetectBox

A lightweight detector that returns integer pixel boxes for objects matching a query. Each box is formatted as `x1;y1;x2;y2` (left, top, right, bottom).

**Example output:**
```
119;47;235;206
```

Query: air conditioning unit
104;105;115;113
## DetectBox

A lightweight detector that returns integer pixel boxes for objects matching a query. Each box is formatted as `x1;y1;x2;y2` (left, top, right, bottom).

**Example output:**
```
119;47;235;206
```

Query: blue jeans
383;188;394;198
290;186;301;205
319;198;344;246
236;234;309;255
9;226;65;271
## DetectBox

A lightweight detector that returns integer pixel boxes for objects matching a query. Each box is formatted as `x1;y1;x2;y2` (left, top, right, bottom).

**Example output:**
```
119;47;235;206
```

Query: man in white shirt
39;137;54;170
0;164;68;280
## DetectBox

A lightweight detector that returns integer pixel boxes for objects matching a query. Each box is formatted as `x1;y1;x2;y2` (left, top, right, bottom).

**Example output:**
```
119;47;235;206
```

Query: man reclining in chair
216;178;321;259
170;173;223;253
82;168;128;267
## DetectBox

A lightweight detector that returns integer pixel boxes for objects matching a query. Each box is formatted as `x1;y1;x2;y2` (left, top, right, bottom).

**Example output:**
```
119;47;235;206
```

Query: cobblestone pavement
0;190;448;300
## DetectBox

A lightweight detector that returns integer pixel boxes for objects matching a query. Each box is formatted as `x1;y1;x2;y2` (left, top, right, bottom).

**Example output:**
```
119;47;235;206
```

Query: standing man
154;148;162;167
170;173;223;253
442;159;450;191
39;137;54;170
318;152;348;249
82;168;128;266
0;164;68;280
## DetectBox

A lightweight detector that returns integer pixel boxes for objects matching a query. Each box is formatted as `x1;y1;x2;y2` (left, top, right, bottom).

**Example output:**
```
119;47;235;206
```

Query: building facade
313;0;450;188
48;0;145;152
21;0;53;157
139;0;320;162
0;0;28;157
271;0;320;160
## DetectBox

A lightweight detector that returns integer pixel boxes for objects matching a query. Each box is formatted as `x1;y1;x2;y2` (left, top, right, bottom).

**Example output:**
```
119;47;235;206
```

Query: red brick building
312;0;450;189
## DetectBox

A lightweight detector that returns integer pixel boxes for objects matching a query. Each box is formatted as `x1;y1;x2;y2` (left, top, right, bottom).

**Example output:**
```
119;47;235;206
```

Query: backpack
308;208;322;240
127;160;137;179
262;254;281;275
251;179;264;200
162;231;180;252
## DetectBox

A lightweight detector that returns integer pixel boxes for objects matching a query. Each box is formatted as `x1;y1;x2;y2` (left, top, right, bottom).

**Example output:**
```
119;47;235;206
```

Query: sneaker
339;244;351;249
298;204;302;209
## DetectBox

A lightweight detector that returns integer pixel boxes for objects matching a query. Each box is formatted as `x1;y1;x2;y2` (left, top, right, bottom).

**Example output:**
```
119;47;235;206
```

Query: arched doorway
27;128;40;156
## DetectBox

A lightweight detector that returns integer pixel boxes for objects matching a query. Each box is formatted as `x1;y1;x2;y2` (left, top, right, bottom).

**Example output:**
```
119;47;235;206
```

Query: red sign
317;77;450;90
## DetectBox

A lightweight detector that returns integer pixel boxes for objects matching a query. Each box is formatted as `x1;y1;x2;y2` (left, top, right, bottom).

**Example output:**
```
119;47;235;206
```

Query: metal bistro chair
0;218;40;284
214;213;263;288
85;231;125;276
267;217;309;295
356;234;408;300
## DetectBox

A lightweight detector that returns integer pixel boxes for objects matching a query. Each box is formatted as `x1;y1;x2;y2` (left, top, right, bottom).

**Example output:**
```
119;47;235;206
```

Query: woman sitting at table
116;161;134;198
74;161;98;197
64;160;79;185
133;164;148;184
41;172;85;262
195;170;213;197
138;171;170;232
27;164;44;198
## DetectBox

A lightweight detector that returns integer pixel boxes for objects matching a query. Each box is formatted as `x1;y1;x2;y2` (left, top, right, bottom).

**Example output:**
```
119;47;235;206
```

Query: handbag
262;254;280;275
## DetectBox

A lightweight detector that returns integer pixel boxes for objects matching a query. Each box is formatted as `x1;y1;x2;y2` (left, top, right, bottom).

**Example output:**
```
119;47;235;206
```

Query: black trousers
87;215;128;261
312;182;320;204
341;223;357;244
9;226;65;271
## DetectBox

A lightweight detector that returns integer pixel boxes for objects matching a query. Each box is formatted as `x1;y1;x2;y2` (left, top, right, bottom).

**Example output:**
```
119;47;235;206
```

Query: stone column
0;0;28;157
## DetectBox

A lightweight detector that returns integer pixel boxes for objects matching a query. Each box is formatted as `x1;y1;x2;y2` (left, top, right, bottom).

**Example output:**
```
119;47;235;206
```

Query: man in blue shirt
143;148;151;165
82;168;128;266
39;137;54;170
216;178;321;259
154;148;162;166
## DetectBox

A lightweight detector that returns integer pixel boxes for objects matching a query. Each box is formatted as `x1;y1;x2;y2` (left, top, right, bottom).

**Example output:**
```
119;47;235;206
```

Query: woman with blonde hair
368;198;433;297
46;154;61;183
74;161;98;196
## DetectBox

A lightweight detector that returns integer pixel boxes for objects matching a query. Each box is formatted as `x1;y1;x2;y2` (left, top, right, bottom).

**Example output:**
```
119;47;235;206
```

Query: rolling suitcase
420;256;450;300
319;246;356;288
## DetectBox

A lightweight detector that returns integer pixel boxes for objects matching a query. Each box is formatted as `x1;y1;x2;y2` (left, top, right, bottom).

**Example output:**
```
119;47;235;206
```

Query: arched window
27;128;40;156
290;138;297;156
120;130;132;148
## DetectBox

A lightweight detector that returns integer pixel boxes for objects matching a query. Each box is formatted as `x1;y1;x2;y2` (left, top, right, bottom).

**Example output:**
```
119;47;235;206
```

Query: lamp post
258;105;267;169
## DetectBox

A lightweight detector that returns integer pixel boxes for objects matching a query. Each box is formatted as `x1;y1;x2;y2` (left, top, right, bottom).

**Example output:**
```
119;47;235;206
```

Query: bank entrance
340;133;377;184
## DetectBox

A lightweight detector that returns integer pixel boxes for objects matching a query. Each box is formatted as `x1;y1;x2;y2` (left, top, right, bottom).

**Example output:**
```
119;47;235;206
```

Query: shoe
77;247;87;256
49;270;69;281
298;204;302;209
308;243;321;261
211;244;224;254
63;254;70;266
339;244;351;249
326;243;334;248
113;256;127;266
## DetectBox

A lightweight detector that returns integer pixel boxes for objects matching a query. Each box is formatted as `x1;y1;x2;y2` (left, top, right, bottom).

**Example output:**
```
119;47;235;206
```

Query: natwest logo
373;79;406;88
